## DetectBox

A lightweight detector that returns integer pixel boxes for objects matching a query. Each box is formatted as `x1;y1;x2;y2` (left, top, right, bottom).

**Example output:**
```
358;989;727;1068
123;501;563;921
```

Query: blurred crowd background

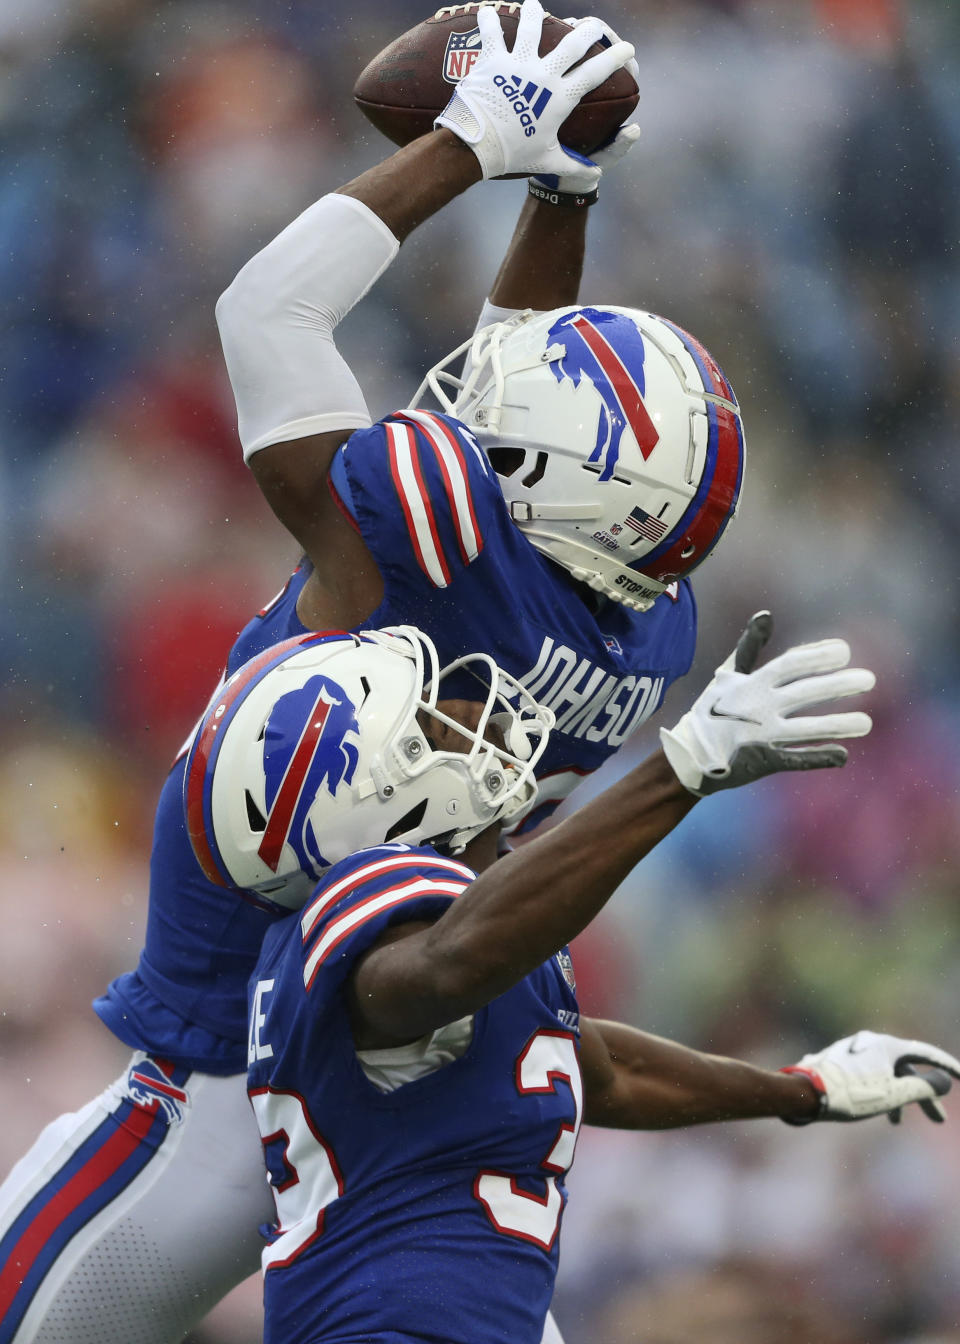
1;0;959;1339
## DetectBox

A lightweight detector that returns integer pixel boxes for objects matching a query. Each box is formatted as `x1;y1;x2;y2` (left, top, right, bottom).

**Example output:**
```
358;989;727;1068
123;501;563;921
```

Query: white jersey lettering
517;637;666;746
249;979;276;1065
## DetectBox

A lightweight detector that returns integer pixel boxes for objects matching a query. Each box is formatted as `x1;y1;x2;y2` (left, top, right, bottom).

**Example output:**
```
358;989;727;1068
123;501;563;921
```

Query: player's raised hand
531;121;642;199
435;0;635;180
531;13;642;196
659;611;875;796
781;1031;960;1124
560;15;641;87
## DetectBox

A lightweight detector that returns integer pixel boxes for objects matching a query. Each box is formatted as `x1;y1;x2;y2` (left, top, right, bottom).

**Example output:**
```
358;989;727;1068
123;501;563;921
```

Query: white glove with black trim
435;0;635;181
782;1031;960;1124
659;611;875;796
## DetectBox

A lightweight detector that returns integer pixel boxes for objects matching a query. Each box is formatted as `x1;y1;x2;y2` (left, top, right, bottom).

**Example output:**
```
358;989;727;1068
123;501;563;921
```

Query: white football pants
0;1055;270;1344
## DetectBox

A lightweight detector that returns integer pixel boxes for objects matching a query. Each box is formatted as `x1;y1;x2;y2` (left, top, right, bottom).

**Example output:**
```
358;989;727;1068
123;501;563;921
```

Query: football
353;3;639;156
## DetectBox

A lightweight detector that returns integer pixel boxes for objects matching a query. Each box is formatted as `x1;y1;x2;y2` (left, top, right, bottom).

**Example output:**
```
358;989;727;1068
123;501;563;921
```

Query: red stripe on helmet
184;632;345;888
256;688;334;873
663;317;737;405
635;402;742;586
571;316;661;461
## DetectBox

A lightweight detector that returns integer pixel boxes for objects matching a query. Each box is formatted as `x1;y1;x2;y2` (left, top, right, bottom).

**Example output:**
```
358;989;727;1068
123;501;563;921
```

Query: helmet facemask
365;627;554;857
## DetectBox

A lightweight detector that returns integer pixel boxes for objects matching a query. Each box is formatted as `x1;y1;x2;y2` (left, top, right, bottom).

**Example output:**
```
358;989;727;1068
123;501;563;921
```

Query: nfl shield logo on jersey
556;949;576;991
443;28;481;82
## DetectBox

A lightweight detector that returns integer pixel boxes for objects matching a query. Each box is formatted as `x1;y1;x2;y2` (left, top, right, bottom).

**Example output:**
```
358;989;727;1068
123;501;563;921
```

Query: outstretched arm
349;749;694;1047
486;195;587;313
482;120;642;316
223;130;481;592
580;1019;821;1127
348;614;873;1046
243;143;589;593
580;1019;960;1130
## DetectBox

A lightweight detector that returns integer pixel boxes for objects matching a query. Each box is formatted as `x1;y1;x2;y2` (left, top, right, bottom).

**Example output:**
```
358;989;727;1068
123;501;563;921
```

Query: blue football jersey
95;409;696;1072
248;844;582;1344
329;409;697;832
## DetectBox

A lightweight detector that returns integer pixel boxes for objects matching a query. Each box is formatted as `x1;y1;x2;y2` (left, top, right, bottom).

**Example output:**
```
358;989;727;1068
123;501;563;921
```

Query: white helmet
184;626;553;909
411;306;745;612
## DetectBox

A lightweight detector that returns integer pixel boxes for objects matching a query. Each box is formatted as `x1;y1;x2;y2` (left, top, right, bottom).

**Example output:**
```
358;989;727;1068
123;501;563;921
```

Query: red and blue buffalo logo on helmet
184;631;361;891
256;674;360;877
547;307;744;587
546;308;661;483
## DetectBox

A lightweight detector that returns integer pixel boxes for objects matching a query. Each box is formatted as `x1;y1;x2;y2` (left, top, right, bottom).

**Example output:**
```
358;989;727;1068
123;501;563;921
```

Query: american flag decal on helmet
623;505;667;543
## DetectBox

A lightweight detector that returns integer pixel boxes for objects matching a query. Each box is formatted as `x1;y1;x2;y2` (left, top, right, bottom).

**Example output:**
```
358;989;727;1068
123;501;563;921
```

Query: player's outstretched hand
659;610;875;796
435;0;635;180
781;1031;960;1124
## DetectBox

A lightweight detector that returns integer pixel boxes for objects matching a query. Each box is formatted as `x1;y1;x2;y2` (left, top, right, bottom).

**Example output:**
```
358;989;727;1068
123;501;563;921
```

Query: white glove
531;18;641;195
531;122;641;195
659;611;874;796
782;1031;960;1124
560;15;641;87
435;0;635;181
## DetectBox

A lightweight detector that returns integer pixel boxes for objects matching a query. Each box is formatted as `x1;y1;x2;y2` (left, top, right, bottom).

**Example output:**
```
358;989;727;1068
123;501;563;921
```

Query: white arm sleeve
473;298;527;334
462;298;533;383
216;193;400;461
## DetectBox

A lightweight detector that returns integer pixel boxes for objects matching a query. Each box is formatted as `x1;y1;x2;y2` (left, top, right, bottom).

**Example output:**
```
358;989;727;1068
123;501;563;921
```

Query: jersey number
249;1086;344;1270
473;1029;583;1252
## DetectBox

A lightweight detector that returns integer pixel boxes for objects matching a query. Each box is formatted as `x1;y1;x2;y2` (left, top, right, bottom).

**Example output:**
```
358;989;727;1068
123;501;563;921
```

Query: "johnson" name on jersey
517;636;664;747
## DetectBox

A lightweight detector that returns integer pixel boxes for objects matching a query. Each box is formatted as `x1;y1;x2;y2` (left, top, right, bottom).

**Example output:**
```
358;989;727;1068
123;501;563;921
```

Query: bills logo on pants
126;1058;190;1126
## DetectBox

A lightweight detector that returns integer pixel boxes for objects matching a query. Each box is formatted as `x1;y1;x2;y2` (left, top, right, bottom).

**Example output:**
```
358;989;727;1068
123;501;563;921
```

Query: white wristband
474;299;528;335
216;194;399;461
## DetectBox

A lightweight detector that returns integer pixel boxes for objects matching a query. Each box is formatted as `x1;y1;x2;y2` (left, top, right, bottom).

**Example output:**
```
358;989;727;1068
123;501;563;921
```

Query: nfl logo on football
443;29;481;82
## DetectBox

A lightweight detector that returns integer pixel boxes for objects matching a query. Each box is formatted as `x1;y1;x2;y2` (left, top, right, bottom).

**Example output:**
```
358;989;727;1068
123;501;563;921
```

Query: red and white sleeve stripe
302;873;470;991
398;410;484;565
300;852;475;940
385;412;485;587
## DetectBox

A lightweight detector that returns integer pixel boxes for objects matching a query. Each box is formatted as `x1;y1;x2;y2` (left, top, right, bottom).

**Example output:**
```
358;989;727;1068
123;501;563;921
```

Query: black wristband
528;179;599;209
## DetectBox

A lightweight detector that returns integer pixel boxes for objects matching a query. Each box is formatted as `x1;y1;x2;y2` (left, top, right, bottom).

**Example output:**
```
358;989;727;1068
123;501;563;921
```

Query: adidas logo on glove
492;74;552;136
